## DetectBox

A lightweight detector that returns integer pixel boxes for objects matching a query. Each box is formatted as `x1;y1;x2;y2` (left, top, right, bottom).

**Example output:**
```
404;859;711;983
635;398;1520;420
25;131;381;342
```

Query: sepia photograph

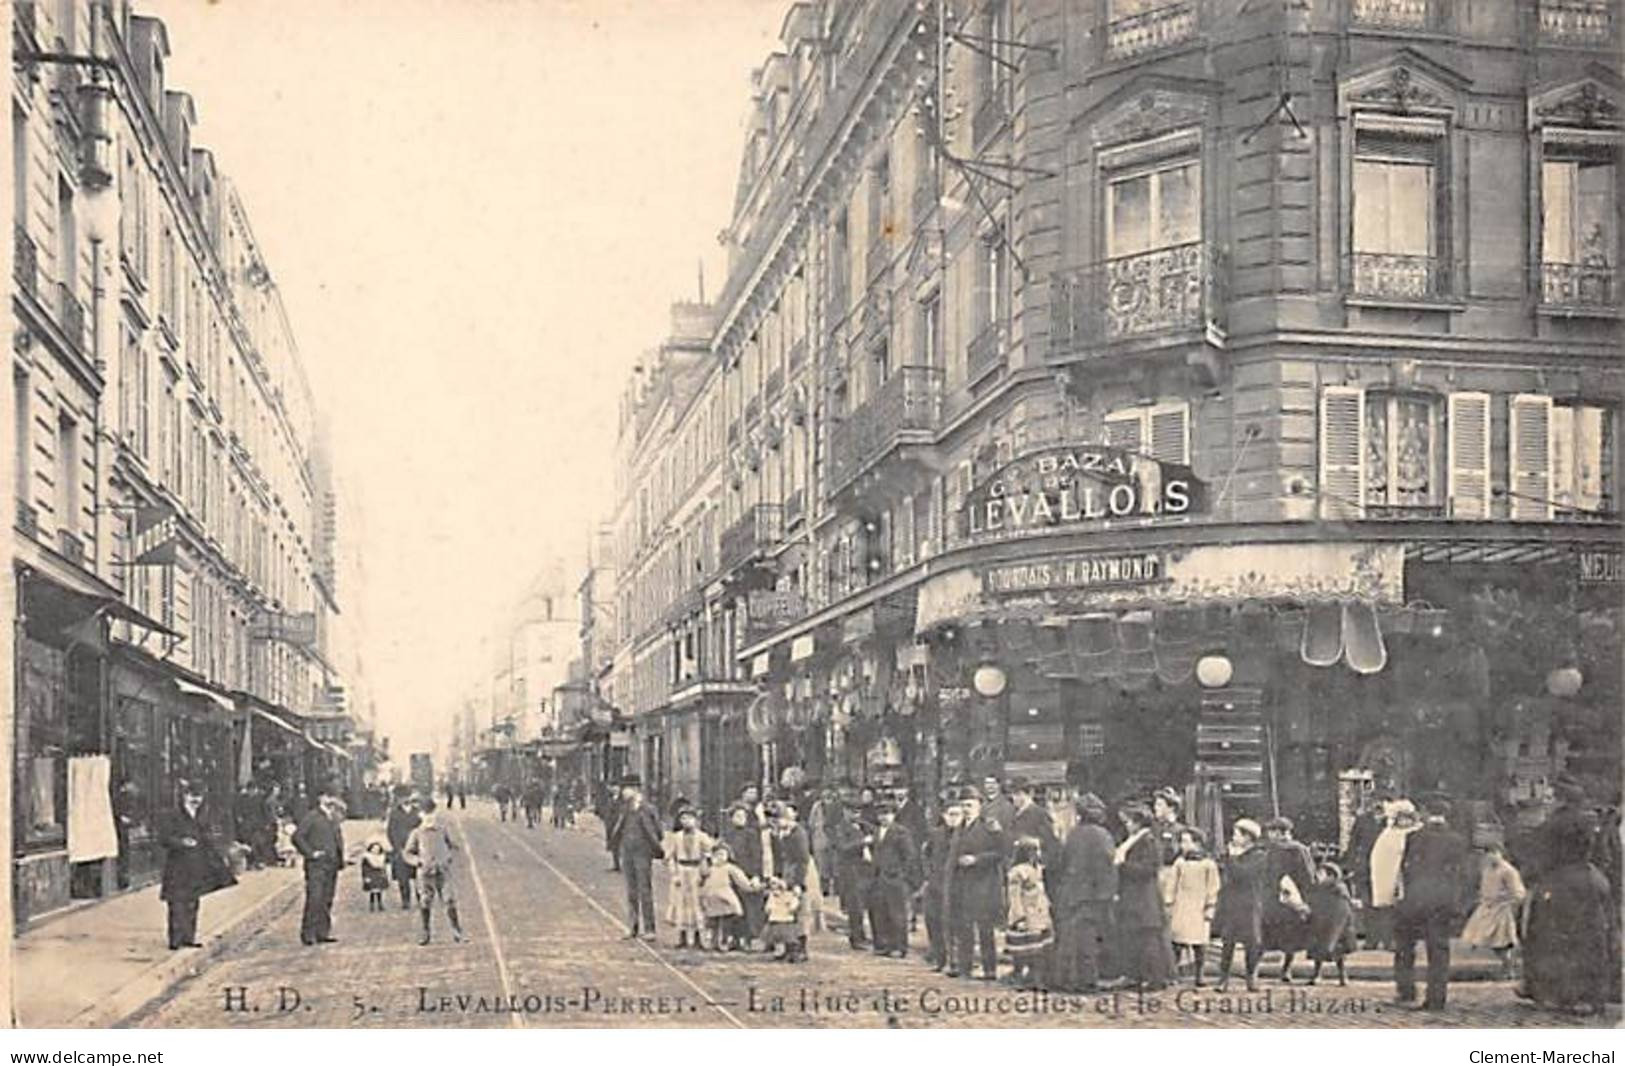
3;0;1622;1045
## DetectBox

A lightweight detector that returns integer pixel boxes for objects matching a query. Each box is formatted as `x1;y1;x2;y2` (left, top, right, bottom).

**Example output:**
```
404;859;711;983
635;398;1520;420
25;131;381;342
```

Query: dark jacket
611;802;665;862
1262;837;1316;949
873;823;921;890
722;822;765;879
1115;831;1166;931
293;810;344;871
1009;802;1060;867
835;811;877;900
1213;844;1269;944
1052;822;1117;911
158;804;236;902
385;803;421;880
895;799;929;849
1397;821;1474;922
922;824;957;902
771;825;811;891
948;816;1007;921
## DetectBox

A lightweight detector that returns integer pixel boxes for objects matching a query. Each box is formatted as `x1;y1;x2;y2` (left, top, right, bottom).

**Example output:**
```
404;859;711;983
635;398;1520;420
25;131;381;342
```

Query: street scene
7;0;1625;1037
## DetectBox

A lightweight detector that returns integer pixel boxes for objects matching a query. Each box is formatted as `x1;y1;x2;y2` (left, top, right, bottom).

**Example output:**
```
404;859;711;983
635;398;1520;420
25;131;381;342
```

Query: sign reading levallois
960;444;1206;542
983;552;1165;595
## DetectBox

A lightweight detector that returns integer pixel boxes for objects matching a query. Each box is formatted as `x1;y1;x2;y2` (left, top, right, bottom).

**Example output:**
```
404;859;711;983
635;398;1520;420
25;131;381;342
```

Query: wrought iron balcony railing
785;488;806;528
57;281;86;352
967;320;1005;382
58;529;85;568
14;227;37;298
827;365;944;496
1050;241;1226;354
718;504;783;574
1539;0;1616;44
16;501;39;538
1350;252;1447;301
1541;262;1616;309
1350;0;1443;30
1106;1;1197;59
788;337;807;375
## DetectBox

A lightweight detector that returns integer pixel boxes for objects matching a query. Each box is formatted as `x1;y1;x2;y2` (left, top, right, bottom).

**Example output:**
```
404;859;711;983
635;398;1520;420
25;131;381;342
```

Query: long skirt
666;865;705;931
1118;923;1175;987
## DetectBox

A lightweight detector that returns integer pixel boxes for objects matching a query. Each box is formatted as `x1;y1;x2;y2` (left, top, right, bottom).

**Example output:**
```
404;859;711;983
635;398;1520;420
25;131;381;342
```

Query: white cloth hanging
67;755;119;862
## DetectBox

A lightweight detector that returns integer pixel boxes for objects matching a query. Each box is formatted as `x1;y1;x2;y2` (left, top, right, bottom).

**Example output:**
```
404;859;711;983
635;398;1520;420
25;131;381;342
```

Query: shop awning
175;677;236;713
253;708;305;739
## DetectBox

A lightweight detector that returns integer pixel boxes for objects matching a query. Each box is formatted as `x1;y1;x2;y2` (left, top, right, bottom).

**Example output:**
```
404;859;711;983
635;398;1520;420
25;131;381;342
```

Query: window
1447;392;1491;519
18;639;68;846
1322;387;1489;519
1510;394;1554;521
919;292;941;368
1553;403;1617;516
15;370;31;515
1107;159;1200;259
1541;144;1617;307
57;410;79;538
1363;393;1440;514
1104;401;1190;464
159;227;177;326
113;696;156;843
1352;127;1443;298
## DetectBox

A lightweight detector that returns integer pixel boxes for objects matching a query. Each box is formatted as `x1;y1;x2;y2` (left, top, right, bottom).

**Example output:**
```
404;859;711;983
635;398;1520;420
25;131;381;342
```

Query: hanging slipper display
1301;600;1344;667
1154;606;1202;686
1233;606;1276;686
1069;612;1119;680
1342;600;1388;675
1118;610;1157;681
1273;607;1307;652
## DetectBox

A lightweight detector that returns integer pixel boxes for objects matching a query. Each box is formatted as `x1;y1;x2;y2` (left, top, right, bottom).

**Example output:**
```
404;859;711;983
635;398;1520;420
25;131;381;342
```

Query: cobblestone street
130;809;1619;1030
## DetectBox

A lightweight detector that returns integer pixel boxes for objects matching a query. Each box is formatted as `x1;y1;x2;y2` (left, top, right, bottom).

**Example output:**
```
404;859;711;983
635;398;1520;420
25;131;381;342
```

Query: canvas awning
175;677;236;713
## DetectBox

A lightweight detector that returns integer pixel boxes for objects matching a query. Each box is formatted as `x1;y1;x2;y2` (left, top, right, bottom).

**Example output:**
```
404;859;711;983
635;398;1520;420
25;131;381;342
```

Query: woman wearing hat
1214;818;1269;991
1050;793;1117;993
1113;803;1173;991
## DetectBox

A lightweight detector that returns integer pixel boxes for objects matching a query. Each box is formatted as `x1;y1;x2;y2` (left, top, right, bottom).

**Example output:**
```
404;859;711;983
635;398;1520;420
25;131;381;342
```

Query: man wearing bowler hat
292;781;346;945
609;775;664;940
1393;795;1473;1010
157;779;236;950
868;800;922;958
948;786;1008;979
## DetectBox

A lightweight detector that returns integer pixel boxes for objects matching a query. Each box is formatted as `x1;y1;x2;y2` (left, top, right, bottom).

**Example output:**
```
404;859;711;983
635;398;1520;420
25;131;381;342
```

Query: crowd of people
599;773;1621;1016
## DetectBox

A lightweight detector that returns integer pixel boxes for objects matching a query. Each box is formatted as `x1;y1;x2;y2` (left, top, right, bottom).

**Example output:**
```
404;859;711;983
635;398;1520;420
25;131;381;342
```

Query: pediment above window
1530;74;1623;131
1089;88;1212;150
1339;51;1466;118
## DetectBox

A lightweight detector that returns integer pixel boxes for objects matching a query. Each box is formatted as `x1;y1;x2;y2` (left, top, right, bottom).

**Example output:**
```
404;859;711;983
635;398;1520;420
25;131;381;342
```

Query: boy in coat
158;781;236;949
868;802;921;958
1261;815;1316;982
834;803;877;949
404;799;465;945
948;790;1007;980
609;776;665;940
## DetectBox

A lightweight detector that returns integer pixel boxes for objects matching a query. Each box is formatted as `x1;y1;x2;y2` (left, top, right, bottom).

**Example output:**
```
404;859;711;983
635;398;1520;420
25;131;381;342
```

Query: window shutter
1105;409;1144;454
1510;394;1554;521
1149;402;1191;465
1447;392;1491;520
1319;386;1365;519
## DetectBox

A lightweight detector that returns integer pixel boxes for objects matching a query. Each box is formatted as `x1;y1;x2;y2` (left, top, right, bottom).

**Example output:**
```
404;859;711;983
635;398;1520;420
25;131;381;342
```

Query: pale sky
143;0;786;753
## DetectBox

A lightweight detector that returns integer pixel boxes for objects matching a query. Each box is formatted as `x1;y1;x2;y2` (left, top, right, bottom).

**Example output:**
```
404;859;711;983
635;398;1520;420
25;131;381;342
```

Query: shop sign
982;552;1165;596
1578;549;1622;584
961;444;1206;543
747;589;807;631
842;608;876;645
250;611;318;649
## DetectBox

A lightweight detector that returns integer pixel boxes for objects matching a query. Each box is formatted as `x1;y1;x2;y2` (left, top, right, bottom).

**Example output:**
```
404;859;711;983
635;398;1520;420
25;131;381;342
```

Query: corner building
606;0;1621;842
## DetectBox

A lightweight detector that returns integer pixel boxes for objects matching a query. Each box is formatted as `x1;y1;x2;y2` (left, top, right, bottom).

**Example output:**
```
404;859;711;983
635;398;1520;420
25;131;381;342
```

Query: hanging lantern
972;663;1008;698
1547;666;1584;698
1196;654;1234;689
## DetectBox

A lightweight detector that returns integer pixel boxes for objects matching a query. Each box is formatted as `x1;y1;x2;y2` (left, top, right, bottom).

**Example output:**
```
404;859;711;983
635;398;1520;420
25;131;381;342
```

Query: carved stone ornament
1346;65;1450;114
1533;80;1622;129
1091;89;1210;148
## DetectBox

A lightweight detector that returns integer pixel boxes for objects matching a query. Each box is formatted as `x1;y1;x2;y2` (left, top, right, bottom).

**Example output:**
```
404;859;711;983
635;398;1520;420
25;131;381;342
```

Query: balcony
1542;262;1616;310
972;93;1010;147
785;488;806;528
788;337;807;375
718;504;783;575
1106;1;1197;60
56;281;86;352
14;227;37;298
1539;0;1615;45
57;529;85;568
967;320;1005;383
1050;241;1226;354
1349;252;1446;302
1350;0;1444;31
16;502;39;538
827;365;944;499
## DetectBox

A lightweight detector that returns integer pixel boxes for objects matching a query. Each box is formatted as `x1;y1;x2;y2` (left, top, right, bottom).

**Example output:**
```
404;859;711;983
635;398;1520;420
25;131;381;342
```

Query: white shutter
1319;386;1365;519
1447;391;1491;520
1105;409;1144;454
1551;405;1576;512
1149;402;1191;465
1510;394;1554;521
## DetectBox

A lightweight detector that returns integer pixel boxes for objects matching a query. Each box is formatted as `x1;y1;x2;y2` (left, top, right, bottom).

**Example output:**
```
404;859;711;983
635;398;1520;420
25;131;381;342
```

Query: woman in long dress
1366;801;1418;950
662;807;713;949
1521;817;1615;1014
1460;843;1526;980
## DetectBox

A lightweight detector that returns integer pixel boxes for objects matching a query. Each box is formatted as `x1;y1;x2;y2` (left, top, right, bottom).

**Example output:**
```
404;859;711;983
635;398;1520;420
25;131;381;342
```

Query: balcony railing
785;488;806;528
14;0;37;46
57;529;85;567
16;502;38;538
57;281;86;352
972;93;1010;147
718;504;783;574
967;320;1005;382
1539;0;1616;44
1350;252;1446;301
765;366;784;400
788;337;807;375
1050;241;1226;353
1542;262;1616;309
827;365;943;496
868;225;892;280
745;395;761;425
1350;0;1443;30
14;227;37;298
728;419;740;447
1107;1;1197;59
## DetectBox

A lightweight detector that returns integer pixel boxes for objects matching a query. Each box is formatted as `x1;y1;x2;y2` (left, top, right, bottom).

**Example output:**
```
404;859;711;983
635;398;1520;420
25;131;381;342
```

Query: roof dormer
128;16;170;113
164;90;196;181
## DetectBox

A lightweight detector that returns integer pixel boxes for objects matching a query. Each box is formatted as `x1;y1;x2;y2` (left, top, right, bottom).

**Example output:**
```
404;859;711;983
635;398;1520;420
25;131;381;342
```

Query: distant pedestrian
1461;842;1526;980
157;780;236;950
456;786;466;810
1393;796;1473;1011
360;839;391;912
608;776;664;941
493;783;512;822
292;786;346;946
1304;862;1357;987
920;799;965;971
948;789;1007;980
1167;827;1220;985
404;799;466;945
768;803;814;963
721;805;767;948
385;785;421;910
1005;839;1053;989
1367;799;1419;950
868;801;920;959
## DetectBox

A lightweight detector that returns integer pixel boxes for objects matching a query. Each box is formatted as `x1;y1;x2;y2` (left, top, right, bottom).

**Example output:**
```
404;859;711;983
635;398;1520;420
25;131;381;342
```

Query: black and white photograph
3;0;1623;1047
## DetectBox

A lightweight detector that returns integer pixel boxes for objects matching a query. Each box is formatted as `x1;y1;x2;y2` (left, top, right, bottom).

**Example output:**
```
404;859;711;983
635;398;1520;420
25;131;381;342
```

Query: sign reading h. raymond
960;443;1206;542
983;552;1165;596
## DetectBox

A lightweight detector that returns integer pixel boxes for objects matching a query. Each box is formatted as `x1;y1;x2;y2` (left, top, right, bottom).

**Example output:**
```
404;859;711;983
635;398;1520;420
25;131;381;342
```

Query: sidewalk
11;818;374;1028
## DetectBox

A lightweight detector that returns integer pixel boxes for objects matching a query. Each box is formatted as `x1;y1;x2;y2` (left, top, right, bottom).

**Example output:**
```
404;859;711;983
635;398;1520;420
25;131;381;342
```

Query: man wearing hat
868;800;921;958
292;782;346;945
981;776;1016;835
1050;792;1116;992
609;776;664;940
1393;795;1473;1010
921;797;966;970
948;788;1007;980
157;780;236;950
1260;815;1316;981
1007;779;1059;887
834;797;878;950
385;784;422;910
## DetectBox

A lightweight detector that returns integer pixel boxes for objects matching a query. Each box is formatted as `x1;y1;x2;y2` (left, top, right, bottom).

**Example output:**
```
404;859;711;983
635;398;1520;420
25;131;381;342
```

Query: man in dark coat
608;776;664;940
981;777;1016;836
292;786;346;945
1261;815;1316;982
948;790;1007;980
921;798;965;971
1341;789;1388;913
893;784;929;851
1007;779;1060;892
599;782;623;871
834;802;877;949
1050;792;1117;992
1393;796;1473;1010
385;785;421;909
233;782;264;869
158;781;236;949
868;801;921;958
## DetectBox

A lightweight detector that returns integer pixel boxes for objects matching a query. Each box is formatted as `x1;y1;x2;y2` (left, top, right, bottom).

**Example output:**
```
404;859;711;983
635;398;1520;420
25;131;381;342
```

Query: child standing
1304;861;1358;986
662;806;713;949
762;877;802;961
404;800;466;946
698;843;757;951
1006;839;1054;988
1461;843;1527;980
1167;828;1221;985
360;839;391;912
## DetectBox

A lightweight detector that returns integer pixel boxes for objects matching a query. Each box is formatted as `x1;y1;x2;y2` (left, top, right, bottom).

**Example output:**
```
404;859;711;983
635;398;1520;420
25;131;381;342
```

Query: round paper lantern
972;663;1008;698
1547;666;1584;698
1196;654;1234;689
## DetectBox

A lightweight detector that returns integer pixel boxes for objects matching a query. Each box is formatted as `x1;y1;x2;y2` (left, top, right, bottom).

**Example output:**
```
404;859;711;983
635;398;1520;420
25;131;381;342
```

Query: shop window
114;696;155;841
17;639;68;847
1363;392;1440;516
1351;125;1446;299
1541;143;1617;308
